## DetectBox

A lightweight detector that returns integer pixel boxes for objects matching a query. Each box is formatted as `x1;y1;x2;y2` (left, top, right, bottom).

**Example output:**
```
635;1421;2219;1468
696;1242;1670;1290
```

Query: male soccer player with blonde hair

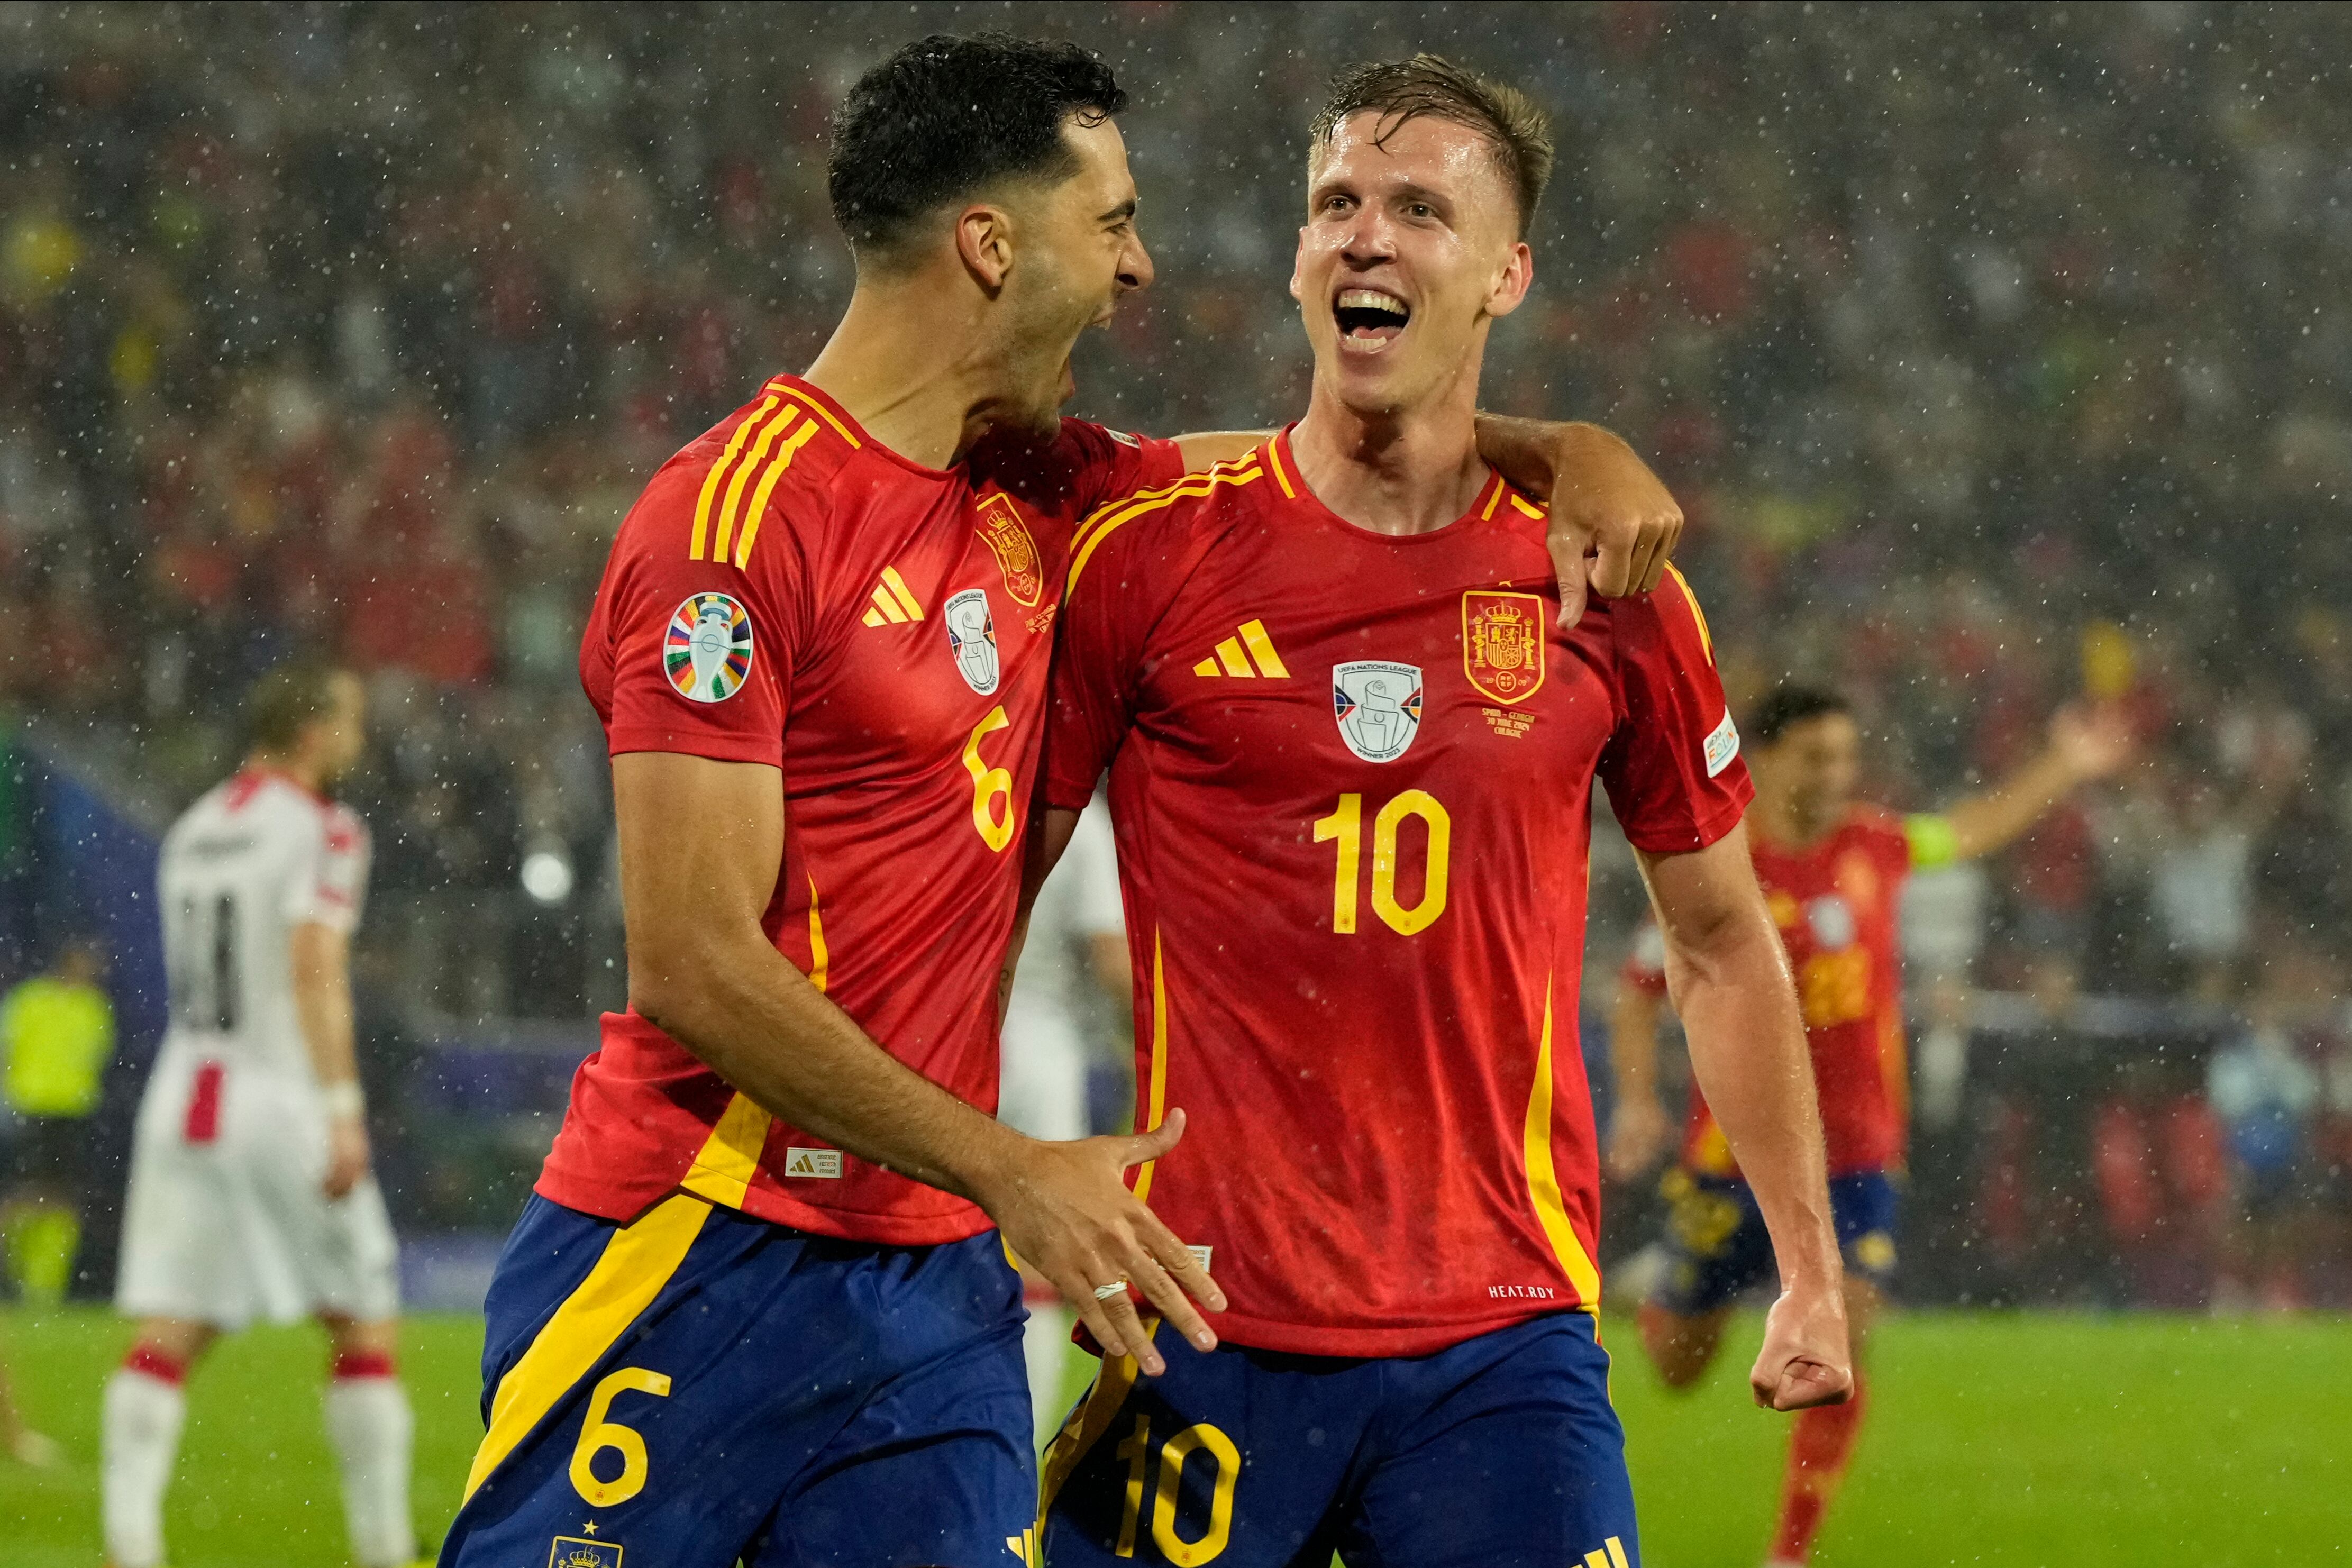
1032;56;1849;1566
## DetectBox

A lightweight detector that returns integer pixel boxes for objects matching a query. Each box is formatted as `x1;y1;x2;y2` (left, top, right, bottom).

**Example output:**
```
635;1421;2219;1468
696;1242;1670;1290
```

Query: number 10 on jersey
1312;790;1450;936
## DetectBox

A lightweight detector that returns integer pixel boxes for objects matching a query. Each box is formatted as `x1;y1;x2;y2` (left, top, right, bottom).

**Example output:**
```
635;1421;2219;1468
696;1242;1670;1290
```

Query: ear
954;203;1016;294
1484;240;1533;320
1289;227;1309;302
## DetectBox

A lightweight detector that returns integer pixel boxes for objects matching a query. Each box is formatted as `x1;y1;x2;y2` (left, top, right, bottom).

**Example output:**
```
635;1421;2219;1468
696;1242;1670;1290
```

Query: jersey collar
1264;425;1516;544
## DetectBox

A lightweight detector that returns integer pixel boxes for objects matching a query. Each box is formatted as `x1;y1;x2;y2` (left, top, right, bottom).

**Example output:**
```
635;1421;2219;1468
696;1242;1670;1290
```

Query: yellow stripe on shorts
461;1191;713;1502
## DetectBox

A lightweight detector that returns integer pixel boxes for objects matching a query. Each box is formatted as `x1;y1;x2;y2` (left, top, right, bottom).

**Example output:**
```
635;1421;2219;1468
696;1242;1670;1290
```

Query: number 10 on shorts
1114;1415;1240;1565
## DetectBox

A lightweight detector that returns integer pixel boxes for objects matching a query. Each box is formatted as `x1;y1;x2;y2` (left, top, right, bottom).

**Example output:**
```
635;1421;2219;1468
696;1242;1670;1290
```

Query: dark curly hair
828;33;1127;268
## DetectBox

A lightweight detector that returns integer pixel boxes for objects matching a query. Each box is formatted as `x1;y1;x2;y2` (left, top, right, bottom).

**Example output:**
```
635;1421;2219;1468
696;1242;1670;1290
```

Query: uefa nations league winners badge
1332;661;1423;762
943;588;999;694
666;592;753;703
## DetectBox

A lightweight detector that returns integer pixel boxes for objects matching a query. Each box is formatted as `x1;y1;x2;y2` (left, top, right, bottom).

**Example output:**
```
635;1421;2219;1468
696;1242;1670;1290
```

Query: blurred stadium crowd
3;3;2350;1306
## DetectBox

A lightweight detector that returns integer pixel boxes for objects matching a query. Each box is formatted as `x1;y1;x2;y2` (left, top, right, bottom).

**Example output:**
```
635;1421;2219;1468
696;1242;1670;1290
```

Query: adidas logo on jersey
860;567;925;627
783;1147;843;1179
1190;618;1289;678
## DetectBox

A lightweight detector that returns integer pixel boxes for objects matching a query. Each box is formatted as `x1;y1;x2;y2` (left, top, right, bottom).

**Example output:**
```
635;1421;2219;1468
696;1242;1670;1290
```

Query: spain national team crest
1332;661;1423;762
548;1535;623;1568
943;588;999;695
974;491;1044;607
1462;590;1546;706
665;592;753;704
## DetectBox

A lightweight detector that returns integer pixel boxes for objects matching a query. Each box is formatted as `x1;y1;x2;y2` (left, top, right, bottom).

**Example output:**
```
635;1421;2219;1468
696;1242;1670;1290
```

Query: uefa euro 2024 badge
666;592;753;704
944;587;999;695
1332;661;1423;762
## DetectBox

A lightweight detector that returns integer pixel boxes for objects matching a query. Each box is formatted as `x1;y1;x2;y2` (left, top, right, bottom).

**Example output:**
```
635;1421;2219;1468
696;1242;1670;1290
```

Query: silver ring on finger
1092;1279;1131;1302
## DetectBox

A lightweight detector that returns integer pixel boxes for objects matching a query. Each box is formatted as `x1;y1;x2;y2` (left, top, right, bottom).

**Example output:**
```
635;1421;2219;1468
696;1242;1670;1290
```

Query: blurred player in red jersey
1608;683;2133;1567
1028;58;1848;1567
444;35;1693;1568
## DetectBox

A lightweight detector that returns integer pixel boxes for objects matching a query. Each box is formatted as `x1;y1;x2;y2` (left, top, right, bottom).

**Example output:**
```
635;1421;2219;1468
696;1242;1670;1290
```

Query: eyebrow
1098;197;1138;223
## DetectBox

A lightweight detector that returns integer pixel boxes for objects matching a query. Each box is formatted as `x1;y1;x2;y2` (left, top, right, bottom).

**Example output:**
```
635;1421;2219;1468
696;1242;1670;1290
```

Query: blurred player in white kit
1002;800;1129;1441
103;662;416;1568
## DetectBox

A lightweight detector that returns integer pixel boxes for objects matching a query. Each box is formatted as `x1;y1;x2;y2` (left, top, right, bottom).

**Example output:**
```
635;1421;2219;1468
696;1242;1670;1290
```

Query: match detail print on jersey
943;588;1000;695
665;592;754;704
1332;661;1424;762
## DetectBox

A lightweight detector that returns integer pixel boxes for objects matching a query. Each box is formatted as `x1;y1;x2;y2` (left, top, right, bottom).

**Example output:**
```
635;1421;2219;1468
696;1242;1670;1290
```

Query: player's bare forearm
290;922;360;1091
1603;981;1672;1181
1640;828;1852;1410
1636;831;1839;1288
616;755;1223;1370
1473;414;1682;625
1610;983;1664;1109
293;921;369;1197
617;753;1023;1200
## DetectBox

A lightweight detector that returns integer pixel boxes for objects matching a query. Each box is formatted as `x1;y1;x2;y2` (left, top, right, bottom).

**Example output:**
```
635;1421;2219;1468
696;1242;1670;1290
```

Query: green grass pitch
2;1309;2346;1565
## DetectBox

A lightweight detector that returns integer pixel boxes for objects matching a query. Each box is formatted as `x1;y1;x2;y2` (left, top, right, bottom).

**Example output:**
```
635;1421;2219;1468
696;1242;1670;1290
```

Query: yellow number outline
567;1365;671;1508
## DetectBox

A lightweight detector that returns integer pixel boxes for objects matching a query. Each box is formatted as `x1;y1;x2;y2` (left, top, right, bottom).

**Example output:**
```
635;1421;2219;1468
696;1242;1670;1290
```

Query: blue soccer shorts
1039;1310;1638;1568
1649;1165;1901;1318
440;1192;1037;1568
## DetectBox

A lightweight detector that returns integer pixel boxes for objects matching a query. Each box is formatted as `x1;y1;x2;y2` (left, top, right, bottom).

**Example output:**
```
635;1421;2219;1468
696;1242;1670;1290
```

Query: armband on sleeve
1903;813;1962;870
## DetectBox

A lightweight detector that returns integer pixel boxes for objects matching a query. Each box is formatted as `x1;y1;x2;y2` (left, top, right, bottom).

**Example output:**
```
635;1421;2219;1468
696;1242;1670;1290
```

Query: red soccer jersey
1044;431;1752;1357
1622;805;1915;1175
541;373;1182;1244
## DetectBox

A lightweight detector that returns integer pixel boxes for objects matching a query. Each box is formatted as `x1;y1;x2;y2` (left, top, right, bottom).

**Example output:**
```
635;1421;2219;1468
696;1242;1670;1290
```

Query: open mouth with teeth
1334;287;1410;352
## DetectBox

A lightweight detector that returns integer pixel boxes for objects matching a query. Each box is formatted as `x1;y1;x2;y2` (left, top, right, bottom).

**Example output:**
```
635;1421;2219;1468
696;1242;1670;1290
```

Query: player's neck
1288;378;1488;537
803;276;1011;471
246;750;325;797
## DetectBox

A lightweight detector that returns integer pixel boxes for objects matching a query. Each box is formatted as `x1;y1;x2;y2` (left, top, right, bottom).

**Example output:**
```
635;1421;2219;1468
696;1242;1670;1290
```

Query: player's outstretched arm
1170;421;1681;630
290;920;369;1200
1603;978;1673;1182
617;751;1223;1374
1939;702;2136;861
1638;824;1853;1412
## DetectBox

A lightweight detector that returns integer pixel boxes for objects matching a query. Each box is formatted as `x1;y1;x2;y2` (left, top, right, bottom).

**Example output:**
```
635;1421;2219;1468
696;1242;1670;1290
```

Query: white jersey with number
157;767;370;1074
120;767;398;1328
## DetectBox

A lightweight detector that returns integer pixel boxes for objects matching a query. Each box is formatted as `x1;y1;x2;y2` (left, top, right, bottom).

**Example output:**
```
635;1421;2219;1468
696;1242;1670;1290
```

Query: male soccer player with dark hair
1032;56;1849;1567
1607;682;2131;1568
107;661;413;1568
444;33;1690;1568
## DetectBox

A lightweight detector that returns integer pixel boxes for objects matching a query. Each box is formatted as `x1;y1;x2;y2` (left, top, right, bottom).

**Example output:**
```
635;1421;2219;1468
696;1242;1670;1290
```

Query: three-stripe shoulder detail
687;382;839;569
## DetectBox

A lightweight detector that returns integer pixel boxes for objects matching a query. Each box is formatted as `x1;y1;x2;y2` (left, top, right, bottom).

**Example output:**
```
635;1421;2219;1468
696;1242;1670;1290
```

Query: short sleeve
1597;566;1754;853
285;805;371;934
1043;522;1160;812
584;461;804;767
1055;420;1187;517
972;420;1187;524
1620;920;1670;997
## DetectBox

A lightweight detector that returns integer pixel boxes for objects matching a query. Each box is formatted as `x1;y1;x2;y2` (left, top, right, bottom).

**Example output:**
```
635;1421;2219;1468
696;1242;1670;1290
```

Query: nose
1118;226;1155;295
1336;205;1396;269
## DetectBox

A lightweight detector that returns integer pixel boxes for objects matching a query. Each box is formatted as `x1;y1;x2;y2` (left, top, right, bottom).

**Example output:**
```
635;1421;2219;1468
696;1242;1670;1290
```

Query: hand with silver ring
1093;1280;1131;1301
